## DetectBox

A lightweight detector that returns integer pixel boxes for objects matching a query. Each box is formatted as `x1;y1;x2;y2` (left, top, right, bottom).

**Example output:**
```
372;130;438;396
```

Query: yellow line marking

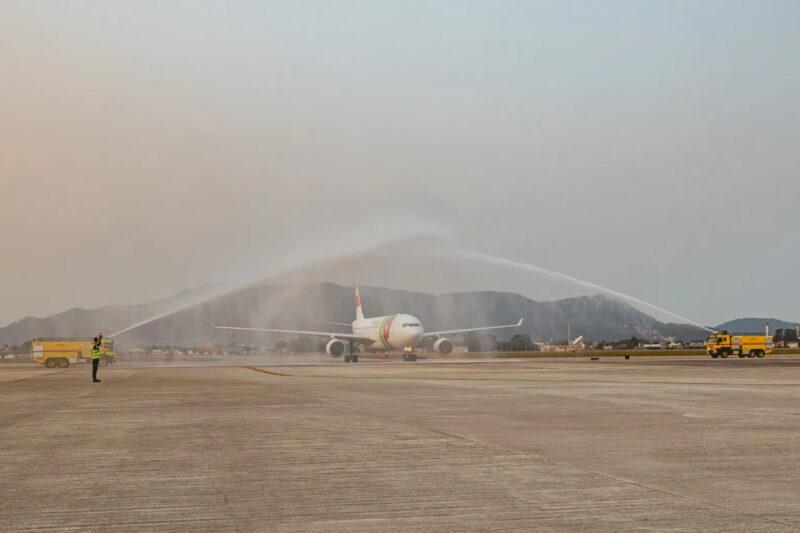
243;366;289;377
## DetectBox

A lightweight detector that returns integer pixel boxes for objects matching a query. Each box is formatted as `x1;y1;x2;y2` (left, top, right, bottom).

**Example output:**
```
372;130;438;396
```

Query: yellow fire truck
31;338;116;368
706;333;773;359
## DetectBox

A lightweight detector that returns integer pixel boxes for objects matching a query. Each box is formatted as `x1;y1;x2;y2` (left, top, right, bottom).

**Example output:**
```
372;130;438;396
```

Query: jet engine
326;338;347;358
433;337;454;355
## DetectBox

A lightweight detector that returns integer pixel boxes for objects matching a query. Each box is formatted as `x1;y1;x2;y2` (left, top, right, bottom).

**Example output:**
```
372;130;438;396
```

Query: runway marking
243;366;289;377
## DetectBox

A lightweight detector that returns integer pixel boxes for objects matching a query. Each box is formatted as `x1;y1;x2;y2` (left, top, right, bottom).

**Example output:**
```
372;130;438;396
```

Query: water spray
108;305;209;339
458;250;715;333
107;231;448;339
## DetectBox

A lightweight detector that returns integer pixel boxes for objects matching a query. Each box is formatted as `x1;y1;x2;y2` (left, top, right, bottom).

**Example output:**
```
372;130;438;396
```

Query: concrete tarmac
3;356;800;531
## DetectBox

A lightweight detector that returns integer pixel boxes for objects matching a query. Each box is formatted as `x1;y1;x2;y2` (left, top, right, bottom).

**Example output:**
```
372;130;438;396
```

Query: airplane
209;281;523;362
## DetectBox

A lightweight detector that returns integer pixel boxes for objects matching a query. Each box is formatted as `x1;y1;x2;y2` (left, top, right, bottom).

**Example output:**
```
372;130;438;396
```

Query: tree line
774;328;799;344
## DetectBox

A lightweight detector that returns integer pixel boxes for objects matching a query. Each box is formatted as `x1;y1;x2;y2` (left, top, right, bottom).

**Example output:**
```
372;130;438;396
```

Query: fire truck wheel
58;358;69;368
721;351;729;358
756;350;765;358
45;359;56;368
710;353;719;359
748;350;757;358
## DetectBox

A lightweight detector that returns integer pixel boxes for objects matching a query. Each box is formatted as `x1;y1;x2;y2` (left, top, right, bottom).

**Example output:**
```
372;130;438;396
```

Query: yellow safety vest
92;346;101;360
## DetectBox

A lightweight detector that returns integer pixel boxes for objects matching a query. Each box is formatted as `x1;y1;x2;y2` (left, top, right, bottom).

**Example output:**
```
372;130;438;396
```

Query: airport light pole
567;322;571;352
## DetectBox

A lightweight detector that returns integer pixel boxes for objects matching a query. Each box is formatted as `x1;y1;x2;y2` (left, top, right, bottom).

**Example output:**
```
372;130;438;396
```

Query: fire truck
706;332;773;359
31;338;116;368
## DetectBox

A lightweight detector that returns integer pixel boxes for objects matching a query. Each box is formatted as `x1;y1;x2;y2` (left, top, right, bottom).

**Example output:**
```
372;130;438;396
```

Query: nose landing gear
402;353;418;362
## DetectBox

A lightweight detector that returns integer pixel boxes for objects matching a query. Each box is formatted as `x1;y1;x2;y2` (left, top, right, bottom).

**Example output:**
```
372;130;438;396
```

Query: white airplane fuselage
209;281;522;361
352;313;424;351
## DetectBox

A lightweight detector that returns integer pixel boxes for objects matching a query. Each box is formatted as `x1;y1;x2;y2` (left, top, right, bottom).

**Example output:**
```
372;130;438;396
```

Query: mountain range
0;282;726;346
715;317;798;335
4;234;794;347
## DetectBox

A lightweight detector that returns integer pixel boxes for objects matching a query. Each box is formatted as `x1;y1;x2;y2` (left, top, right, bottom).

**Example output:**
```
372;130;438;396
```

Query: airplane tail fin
353;279;365;321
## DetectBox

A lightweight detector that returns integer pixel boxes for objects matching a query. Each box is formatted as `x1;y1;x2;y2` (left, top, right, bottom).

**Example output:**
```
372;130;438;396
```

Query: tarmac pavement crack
198;417;237;517
305;380;800;531
545;462;800;530
0;386;101;432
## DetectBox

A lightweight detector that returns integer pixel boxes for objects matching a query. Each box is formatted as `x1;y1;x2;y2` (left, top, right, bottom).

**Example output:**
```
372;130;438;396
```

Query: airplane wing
208;321;373;343
423;318;524;338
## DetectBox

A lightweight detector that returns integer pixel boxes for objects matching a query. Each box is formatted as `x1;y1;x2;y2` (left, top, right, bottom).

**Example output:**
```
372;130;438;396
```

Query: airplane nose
400;329;415;348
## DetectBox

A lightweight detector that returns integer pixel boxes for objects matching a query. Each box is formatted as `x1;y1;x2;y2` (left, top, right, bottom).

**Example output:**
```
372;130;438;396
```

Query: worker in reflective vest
91;333;102;383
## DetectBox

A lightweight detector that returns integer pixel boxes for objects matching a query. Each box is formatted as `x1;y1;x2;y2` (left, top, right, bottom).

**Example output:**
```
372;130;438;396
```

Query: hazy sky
1;0;798;328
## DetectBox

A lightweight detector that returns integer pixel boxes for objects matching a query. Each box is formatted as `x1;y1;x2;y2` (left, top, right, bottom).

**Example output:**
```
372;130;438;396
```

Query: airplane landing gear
402;353;418;362
344;341;358;363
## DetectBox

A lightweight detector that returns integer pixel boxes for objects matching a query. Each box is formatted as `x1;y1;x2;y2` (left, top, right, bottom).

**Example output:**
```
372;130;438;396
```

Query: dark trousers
92;358;99;380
